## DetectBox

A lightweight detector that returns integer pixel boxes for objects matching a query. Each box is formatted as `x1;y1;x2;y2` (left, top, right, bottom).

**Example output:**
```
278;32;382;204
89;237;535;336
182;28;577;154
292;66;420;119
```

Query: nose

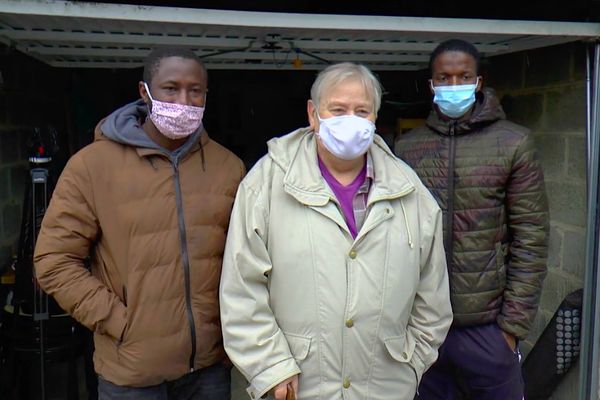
176;90;193;106
449;76;461;86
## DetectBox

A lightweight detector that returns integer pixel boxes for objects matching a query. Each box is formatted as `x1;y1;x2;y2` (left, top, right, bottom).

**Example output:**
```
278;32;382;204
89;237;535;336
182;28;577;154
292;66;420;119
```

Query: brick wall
0;45;69;271
486;41;588;400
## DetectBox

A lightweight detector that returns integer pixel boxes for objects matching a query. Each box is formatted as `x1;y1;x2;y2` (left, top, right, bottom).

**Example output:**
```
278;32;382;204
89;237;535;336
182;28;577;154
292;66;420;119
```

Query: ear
476;75;483;92
428;79;435;95
139;81;150;103
307;100;318;131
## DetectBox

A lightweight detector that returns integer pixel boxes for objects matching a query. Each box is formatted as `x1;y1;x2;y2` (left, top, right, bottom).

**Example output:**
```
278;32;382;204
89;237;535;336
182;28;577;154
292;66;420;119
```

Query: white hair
310;62;383;114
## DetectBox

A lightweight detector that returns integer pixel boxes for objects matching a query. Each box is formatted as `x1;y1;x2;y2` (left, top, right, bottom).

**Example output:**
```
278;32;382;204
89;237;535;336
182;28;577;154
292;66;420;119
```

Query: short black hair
143;46;206;84
429;39;481;74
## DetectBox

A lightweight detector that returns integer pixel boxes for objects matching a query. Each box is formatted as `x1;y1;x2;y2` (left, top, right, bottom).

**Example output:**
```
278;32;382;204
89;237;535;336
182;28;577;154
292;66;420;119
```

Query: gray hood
100;99;202;159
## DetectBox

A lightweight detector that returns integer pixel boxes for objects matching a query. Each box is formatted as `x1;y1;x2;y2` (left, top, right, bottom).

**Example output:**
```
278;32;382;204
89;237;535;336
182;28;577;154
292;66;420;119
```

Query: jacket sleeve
497;132;549;340
220;180;300;400
407;194;453;382
33;154;127;341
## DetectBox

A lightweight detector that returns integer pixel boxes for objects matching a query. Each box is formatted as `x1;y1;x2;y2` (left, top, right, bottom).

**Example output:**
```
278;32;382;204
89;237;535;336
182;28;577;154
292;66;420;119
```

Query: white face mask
144;82;204;140
316;113;375;160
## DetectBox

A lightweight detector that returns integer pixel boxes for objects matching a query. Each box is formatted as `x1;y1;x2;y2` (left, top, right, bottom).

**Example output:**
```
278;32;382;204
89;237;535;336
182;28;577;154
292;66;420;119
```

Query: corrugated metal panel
0;0;599;70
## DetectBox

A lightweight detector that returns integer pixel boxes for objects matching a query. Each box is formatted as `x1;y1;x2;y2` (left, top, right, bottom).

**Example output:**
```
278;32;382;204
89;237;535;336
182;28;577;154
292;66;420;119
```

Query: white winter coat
220;128;452;399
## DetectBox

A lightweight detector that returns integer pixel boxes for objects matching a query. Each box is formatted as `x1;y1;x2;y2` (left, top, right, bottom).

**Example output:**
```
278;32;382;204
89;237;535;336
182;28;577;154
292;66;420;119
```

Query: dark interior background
6;0;597;169
63;65;432;169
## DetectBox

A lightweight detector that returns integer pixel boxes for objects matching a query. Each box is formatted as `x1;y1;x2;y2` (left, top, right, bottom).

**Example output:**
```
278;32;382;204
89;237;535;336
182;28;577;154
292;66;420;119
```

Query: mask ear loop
143;82;155;103
142;82;154;120
315;110;322;136
312;103;323;135
144;82;154;108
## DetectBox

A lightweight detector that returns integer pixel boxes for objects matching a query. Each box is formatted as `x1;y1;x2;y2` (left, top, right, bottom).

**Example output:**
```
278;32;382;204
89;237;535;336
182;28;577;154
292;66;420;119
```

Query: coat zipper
172;159;197;371
446;122;457;271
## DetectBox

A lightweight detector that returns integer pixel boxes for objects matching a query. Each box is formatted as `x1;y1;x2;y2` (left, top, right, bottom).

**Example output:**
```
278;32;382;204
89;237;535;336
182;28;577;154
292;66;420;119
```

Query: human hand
272;375;298;400
501;330;517;352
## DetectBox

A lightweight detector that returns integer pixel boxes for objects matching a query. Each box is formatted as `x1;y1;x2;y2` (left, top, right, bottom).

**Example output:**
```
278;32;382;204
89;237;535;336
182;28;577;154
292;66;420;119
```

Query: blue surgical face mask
431;78;479;119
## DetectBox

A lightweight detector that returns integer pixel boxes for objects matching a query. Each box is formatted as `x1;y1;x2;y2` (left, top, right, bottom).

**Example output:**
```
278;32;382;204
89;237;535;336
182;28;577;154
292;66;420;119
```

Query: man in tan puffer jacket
34;46;245;399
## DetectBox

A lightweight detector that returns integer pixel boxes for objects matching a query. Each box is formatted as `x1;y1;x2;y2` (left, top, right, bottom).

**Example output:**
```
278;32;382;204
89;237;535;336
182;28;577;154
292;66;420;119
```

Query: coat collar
135;129;209;159
278;129;415;207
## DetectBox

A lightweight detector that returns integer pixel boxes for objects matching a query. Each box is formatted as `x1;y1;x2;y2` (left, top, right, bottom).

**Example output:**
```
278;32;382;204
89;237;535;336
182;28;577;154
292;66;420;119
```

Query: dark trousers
98;362;231;400
417;323;524;400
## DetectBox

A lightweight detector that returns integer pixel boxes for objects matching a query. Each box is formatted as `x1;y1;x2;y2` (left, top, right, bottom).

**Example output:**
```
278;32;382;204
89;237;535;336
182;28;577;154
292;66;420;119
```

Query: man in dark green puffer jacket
395;39;549;400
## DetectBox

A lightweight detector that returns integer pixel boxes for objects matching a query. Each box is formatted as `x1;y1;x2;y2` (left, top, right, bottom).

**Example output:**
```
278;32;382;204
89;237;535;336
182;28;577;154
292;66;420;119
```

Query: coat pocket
383;334;420;386
284;333;312;362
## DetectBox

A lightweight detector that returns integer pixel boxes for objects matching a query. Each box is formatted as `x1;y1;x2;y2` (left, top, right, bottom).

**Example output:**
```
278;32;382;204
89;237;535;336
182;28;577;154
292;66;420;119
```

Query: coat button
349;250;357;259
345;319;354;328
343;378;351;389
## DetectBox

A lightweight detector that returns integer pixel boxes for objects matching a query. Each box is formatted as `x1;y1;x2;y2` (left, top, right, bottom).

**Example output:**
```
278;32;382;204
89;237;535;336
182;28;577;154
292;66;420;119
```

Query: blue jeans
98;362;231;400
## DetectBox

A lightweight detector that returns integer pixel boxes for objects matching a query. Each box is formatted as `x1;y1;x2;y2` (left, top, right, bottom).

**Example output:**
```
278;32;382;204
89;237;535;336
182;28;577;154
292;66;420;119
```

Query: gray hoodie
100;99;202;161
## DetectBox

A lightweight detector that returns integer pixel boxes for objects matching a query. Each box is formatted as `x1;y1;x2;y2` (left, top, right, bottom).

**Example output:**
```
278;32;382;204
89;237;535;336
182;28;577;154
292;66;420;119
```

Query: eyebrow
327;100;371;108
159;80;205;87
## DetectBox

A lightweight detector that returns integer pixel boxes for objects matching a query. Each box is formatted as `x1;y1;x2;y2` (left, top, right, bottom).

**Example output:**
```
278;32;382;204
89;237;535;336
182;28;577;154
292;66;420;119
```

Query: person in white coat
220;62;453;400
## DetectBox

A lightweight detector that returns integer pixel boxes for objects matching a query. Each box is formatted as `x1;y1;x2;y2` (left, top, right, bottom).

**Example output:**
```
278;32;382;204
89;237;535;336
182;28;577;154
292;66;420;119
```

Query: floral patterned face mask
144;82;204;140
